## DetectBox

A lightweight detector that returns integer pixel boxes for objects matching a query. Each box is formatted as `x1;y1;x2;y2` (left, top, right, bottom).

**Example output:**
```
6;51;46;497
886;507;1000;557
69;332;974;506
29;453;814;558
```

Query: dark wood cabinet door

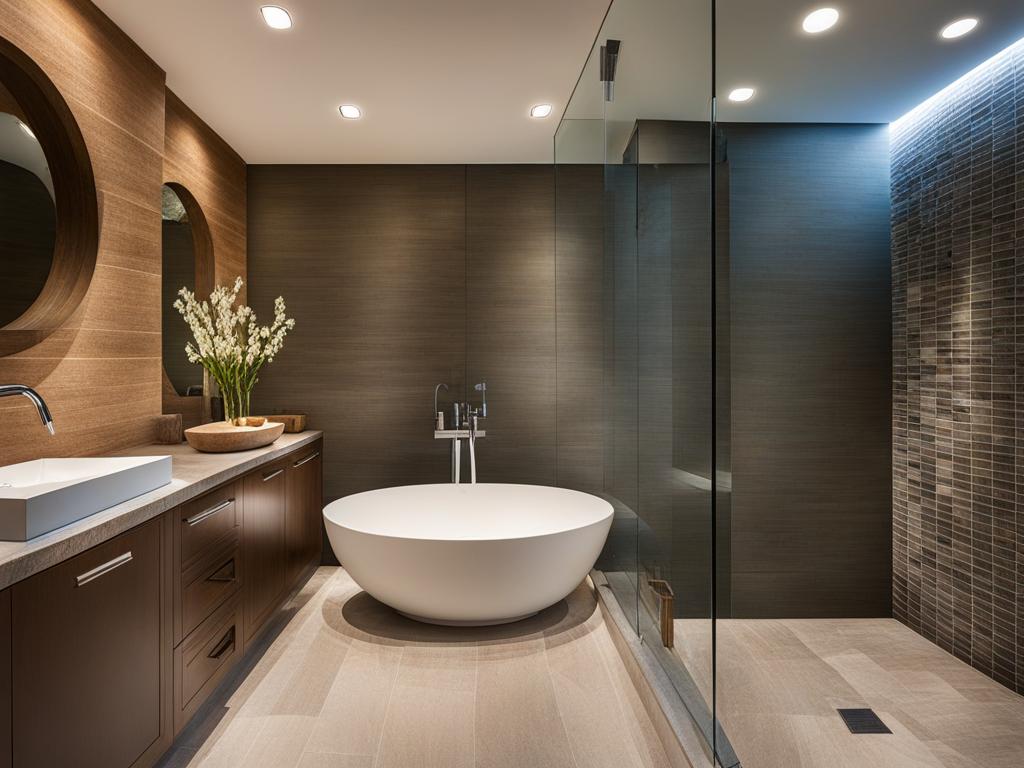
0;590;10;768
12;517;162;768
285;442;323;586
243;460;288;642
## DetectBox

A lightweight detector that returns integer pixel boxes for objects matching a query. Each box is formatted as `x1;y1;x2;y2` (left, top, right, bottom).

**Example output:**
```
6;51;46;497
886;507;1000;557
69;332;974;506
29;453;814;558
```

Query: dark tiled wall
891;40;1024;693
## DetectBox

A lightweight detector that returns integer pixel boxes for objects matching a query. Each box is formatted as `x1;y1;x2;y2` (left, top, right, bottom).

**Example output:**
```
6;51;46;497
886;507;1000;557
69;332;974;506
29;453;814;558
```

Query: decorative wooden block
155;414;183;444
260;414;306;433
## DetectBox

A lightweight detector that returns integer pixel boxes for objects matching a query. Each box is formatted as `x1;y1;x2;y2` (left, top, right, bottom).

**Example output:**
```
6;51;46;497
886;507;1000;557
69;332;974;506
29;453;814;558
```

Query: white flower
173;276;295;420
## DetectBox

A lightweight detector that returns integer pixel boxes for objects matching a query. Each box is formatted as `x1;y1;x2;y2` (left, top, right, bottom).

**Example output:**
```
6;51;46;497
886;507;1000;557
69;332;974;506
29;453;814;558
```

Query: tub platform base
397;610;539;627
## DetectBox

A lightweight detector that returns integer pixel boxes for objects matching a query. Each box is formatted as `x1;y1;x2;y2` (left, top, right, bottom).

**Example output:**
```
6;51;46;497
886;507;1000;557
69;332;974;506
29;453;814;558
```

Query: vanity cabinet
243;458;290;644
0;590;10;768
11;516;166;768
0;436;323;767
286;444;323;586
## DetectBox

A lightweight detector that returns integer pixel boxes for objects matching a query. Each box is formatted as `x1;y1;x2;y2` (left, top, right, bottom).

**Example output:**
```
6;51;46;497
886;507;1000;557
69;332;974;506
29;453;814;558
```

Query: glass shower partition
555;0;725;764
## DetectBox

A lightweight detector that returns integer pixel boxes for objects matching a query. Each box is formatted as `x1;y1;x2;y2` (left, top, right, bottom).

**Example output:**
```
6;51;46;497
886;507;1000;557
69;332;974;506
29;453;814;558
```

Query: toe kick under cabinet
0;436;323;768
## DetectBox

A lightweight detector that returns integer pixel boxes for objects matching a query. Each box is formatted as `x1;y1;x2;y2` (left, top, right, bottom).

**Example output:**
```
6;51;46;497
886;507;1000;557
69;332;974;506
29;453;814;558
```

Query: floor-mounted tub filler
323;483;613;625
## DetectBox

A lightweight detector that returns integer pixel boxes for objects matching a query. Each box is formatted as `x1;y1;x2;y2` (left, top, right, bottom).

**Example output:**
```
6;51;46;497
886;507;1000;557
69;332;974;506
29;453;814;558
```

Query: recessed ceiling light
728;87;755;103
530;104;553;119
260;5;292;30
339;104;362;120
941;18;978;39
802;8;840;34
18;121;36;140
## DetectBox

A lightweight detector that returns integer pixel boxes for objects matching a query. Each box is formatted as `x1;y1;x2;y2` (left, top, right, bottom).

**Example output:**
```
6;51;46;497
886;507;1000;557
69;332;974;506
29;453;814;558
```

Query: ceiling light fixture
728;87;755;103
530;104;553;119
260;5;293;30
802;8;840;34
18;121;36;140
339;104;362;120
941;18;978;39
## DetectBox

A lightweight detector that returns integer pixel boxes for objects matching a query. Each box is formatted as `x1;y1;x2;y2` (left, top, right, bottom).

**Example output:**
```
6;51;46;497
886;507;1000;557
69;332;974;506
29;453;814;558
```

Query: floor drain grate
837;708;892;734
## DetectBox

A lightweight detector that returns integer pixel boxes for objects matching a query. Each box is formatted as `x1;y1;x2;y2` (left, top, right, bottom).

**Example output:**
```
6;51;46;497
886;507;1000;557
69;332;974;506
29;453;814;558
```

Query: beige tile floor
675;618;1024;768
158;567;675;768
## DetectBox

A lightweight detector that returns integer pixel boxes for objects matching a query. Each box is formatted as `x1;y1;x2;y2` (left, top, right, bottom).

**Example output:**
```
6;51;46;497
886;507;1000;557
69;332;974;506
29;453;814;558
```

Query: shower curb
592;570;717;768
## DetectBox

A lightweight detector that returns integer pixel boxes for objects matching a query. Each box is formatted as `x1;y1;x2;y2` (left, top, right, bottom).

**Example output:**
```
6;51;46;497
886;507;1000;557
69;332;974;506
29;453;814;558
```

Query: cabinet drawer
179;482;240;570
181;540;241;640
174;592;242;734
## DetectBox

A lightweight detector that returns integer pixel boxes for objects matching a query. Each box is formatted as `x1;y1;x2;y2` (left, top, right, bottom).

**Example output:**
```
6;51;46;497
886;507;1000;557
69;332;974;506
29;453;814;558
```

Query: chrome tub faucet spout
0;385;55;435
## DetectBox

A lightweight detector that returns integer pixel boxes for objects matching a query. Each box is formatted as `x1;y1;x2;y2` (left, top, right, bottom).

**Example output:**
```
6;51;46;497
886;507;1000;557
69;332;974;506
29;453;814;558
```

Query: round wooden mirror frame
0;35;99;357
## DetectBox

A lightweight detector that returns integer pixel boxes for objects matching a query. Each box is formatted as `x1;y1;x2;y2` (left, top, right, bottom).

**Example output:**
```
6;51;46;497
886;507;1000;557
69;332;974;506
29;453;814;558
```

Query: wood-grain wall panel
0;0;247;466
162;89;247;298
0;0;165;463
0;0;165;149
95;193;163;274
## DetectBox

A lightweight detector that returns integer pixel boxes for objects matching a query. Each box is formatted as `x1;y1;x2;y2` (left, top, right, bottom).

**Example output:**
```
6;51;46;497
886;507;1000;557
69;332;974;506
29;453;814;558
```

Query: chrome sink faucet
0;385;55;435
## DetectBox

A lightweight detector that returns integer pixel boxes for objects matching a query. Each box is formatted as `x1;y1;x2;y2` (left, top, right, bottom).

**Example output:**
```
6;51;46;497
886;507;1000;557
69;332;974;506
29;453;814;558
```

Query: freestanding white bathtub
323;483;613;626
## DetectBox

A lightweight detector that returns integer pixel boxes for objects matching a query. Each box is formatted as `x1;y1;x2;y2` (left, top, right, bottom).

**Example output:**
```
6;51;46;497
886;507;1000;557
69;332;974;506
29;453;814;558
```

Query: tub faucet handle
473;382;487;419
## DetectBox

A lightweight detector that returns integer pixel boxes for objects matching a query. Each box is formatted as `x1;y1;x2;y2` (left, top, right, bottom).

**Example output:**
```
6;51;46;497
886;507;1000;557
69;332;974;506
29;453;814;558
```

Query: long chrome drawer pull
293;451;320;468
185;499;234;526
263;468;285;482
76;551;133;587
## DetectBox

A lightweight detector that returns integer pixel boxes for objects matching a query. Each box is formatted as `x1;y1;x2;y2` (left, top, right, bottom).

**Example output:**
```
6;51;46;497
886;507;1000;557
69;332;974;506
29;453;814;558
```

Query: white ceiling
92;0;610;164
561;0;1024;161
716;0;1024;123
94;0;1024;164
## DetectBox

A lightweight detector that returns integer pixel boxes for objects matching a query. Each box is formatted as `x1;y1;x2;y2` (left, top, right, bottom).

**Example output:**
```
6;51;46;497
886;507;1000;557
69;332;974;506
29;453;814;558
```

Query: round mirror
0;108;55;328
0;35;98;358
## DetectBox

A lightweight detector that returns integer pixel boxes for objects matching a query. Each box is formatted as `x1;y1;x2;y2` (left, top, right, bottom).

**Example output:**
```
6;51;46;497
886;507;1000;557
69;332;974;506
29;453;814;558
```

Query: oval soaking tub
323;483;613;626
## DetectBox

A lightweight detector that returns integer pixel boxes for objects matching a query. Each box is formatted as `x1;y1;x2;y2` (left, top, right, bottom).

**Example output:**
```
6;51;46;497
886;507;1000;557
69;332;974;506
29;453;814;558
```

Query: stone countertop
0;430;323;591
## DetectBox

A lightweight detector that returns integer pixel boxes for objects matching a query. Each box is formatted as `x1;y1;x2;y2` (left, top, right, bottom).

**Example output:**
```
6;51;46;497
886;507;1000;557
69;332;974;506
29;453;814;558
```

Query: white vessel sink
0;456;172;540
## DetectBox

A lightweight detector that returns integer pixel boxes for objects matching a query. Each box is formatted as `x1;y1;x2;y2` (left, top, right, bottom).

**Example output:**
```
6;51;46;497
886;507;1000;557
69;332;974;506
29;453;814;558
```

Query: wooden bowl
185;420;285;453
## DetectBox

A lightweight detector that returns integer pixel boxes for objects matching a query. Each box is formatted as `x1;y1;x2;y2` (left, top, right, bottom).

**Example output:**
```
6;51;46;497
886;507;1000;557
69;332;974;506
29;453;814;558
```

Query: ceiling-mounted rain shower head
600;39;620;102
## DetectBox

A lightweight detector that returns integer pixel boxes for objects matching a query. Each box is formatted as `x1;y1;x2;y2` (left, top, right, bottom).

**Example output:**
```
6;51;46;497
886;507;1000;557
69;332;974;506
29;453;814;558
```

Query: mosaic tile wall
891;38;1024;693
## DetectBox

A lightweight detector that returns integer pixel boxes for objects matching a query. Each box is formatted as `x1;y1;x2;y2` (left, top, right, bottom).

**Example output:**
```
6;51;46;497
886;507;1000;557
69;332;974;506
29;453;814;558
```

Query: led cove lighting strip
891;36;1024;131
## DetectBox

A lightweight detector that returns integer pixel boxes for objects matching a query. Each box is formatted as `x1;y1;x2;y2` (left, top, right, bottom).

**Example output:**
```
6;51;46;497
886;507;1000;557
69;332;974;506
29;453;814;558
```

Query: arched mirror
0;35;98;358
161;182;214;422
